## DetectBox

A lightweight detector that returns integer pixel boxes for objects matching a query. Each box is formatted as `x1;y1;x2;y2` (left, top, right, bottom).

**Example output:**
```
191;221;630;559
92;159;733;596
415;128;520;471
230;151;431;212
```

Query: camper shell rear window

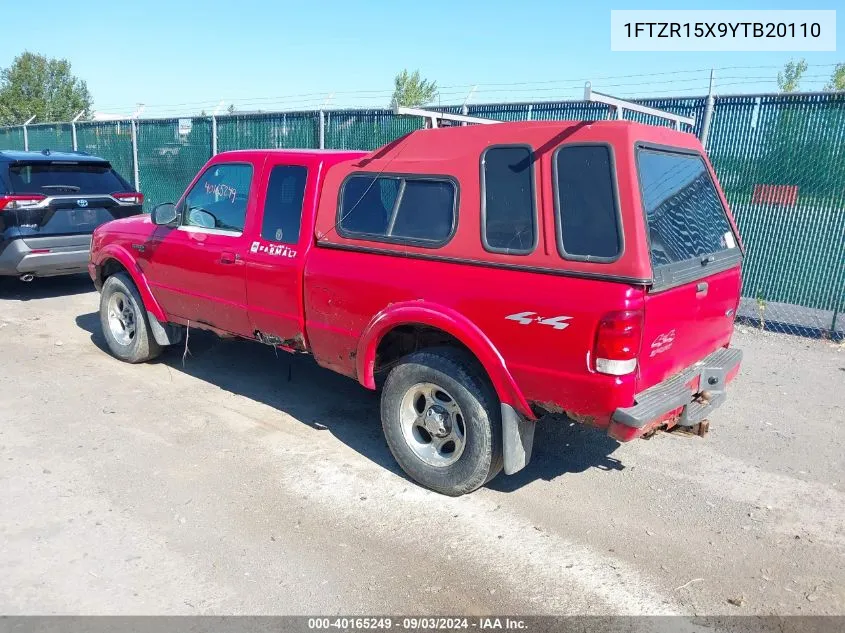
636;145;740;286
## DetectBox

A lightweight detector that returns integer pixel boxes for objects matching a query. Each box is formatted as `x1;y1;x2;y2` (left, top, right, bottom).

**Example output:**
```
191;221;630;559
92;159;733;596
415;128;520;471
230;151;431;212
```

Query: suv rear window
7;162;128;195
637;148;735;268
339;175;456;246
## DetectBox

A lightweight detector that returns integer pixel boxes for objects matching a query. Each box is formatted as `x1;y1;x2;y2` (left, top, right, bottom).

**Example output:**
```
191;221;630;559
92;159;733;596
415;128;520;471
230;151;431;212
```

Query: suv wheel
381;347;503;496
99;272;162;363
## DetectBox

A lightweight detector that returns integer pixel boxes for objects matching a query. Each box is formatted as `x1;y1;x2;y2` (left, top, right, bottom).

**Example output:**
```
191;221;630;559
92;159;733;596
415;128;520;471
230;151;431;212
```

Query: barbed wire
86;63;843;118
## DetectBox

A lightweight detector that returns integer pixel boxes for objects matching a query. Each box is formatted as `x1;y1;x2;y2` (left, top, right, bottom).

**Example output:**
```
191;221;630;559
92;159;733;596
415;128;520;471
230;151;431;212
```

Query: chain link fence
74;120;135;184
1;92;843;339
706;93;845;340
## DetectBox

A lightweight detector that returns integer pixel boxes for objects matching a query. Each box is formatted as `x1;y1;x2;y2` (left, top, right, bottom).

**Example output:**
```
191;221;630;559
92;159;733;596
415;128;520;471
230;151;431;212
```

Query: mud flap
502;403;535;475
147;311;184;346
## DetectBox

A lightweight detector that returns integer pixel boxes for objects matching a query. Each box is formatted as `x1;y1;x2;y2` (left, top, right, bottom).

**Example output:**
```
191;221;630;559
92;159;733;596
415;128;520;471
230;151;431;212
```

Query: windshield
637;148;736;268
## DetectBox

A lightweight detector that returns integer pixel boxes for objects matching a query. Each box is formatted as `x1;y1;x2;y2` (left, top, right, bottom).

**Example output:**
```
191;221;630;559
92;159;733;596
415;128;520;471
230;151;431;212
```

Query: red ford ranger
89;116;743;496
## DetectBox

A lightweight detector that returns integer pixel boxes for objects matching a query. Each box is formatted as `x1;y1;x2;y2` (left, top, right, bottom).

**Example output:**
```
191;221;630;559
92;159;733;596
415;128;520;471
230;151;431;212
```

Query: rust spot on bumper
670;420;710;438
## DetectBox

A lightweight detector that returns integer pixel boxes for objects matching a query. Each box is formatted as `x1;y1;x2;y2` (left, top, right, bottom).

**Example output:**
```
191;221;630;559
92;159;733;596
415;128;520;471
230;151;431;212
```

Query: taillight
0;195;45;211
593;310;643;376
114;192;144;205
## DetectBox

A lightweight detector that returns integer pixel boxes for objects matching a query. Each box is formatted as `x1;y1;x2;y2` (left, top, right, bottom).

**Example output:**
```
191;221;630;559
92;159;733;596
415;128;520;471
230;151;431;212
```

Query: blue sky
1;0;842;118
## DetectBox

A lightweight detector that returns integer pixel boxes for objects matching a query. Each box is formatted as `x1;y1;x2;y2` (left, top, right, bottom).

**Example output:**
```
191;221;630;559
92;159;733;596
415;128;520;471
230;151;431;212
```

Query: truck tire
99;272;162;363
381;347;503;496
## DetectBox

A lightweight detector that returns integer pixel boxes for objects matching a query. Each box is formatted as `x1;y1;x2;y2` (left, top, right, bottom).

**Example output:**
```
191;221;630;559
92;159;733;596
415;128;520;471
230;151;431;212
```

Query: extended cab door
138;161;258;336
635;145;742;390
243;160;311;347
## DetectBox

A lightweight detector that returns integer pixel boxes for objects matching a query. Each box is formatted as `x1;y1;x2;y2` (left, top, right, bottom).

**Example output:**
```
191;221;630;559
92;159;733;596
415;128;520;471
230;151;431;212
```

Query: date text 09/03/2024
307;617;527;630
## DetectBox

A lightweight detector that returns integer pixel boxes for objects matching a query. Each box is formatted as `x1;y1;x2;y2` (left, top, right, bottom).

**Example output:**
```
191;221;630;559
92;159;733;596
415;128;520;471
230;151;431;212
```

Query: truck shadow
0;274;94;300
75;312;625;492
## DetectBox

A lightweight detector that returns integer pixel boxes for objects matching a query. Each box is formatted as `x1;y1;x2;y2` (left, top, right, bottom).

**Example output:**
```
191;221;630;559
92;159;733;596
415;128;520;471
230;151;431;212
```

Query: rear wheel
99;272;162;363
381;348;503;496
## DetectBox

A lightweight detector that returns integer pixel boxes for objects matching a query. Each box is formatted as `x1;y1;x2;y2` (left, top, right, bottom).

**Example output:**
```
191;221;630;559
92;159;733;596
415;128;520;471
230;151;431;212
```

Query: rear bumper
0;237;91;277
609;347;742;441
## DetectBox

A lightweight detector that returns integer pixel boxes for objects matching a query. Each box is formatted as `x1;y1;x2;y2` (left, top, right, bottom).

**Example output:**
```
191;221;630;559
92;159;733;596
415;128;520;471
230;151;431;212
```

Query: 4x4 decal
649;329;676;357
506;311;572;330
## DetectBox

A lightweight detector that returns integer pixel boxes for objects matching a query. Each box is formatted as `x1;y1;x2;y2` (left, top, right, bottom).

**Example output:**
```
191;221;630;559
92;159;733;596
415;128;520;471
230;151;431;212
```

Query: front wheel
99;272;162;363
381;348;503;496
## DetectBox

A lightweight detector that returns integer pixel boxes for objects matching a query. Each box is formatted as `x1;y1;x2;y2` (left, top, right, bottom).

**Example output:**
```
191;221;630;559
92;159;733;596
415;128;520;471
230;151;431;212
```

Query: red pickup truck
89;117;743;496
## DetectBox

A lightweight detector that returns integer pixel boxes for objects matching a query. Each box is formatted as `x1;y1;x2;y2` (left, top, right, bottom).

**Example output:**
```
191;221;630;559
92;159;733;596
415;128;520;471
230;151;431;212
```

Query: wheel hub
423;405;451;437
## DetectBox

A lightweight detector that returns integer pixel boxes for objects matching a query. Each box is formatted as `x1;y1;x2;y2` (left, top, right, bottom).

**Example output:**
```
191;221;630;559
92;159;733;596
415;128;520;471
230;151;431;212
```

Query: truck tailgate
638;265;741;391
634;144;742;393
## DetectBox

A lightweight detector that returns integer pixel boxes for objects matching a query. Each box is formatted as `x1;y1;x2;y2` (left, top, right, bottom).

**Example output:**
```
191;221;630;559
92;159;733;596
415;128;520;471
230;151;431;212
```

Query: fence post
318;110;325;149
211;115;218;155
71;110;85;151
130;119;140;191
22;115;35;151
700;68;716;148
527;104;533;121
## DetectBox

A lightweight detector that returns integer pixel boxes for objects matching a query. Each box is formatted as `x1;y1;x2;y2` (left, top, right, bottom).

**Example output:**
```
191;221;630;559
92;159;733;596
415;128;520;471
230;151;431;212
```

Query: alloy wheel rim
399;382;466;467
107;291;137;346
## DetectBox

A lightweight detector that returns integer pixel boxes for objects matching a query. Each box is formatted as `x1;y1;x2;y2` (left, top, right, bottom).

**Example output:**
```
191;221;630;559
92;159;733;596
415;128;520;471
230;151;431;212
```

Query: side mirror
151;202;178;226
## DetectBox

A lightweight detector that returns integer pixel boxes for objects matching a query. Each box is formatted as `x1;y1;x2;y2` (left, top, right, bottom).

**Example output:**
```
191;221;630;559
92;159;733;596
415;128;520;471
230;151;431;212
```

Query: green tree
0;52;92;125
777;58;808;92
391;69;438;107
824;63;845;91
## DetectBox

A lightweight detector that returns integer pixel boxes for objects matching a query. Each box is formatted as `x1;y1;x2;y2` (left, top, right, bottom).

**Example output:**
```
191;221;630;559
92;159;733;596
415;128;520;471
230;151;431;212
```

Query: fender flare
355;301;534;419
91;244;167;323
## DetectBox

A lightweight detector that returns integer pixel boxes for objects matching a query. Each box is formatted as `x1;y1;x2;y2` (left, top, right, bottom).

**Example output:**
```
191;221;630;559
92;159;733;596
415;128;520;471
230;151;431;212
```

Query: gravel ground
1;275;843;616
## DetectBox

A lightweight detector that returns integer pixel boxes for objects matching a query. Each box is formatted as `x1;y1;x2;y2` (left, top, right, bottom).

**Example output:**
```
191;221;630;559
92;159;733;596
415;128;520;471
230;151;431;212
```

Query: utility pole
319;94;333;149
461;85;477;125
700;69;716;148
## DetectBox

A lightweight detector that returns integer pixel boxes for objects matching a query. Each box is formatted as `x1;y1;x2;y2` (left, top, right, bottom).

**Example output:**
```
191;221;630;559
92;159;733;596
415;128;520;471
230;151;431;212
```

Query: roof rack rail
392;105;501;129
583;82;695;131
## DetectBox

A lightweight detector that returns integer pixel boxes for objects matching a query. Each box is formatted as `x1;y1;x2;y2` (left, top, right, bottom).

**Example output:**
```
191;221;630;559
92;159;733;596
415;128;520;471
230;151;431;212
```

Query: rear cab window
262;165;308;244
7;162;129;195
636;146;739;285
338;174;457;247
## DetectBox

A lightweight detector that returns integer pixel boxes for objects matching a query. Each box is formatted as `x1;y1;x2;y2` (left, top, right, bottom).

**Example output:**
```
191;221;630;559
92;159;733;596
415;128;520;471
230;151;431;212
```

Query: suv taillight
0;195;45;211
114;192;144;205
593;310;643;376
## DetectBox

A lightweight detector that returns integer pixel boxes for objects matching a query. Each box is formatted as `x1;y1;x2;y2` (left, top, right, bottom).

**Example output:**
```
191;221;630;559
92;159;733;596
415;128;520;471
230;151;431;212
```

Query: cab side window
182;163;253;232
481;145;536;254
554;145;621;261
261;165;308;244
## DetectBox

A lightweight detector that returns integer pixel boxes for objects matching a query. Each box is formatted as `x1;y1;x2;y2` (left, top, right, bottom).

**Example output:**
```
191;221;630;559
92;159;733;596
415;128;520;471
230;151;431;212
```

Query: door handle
696;281;709;294
220;251;237;264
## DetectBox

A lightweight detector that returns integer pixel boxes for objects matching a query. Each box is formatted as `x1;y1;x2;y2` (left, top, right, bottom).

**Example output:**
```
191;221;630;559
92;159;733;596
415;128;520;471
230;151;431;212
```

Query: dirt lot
1;275;843;616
